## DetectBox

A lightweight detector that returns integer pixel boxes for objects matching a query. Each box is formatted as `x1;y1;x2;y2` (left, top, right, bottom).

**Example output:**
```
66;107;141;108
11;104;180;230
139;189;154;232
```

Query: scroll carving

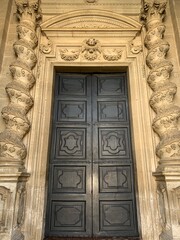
141;1;180;159
0;0;41;168
39;32;52;54
130;32;143;54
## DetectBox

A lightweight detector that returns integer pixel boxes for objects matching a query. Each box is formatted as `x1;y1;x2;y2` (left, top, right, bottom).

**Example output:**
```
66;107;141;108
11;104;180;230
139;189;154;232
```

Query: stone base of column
153;161;180;240
0;167;30;240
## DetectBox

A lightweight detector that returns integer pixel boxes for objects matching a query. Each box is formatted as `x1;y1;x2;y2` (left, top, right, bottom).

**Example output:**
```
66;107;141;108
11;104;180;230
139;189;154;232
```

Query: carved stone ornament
60;49;80;61
140;0;180;159
0;186;11;233
82;38;101;61
0;0;41;168
59;39;122;62
39;32;52;54
130;31;143;54
103;49;122;61
16;182;26;227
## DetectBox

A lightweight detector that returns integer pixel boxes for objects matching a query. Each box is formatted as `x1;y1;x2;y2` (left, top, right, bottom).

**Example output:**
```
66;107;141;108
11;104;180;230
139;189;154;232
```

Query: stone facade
0;0;180;240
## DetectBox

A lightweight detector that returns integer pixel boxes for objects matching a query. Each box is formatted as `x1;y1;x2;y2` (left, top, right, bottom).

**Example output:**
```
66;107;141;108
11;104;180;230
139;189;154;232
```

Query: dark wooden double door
45;73;138;238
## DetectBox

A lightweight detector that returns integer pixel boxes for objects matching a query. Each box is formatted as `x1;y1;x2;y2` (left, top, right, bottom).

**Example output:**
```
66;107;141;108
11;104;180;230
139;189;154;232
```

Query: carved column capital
140;0;167;25
15;0;41;22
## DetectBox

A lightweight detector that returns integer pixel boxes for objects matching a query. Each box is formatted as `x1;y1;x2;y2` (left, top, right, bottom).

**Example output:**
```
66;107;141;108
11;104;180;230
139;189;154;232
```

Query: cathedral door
45;73;138;238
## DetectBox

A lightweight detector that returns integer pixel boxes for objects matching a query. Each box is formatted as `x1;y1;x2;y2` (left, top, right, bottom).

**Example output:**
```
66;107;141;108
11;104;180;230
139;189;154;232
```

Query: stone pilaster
141;0;180;239
0;1;41;239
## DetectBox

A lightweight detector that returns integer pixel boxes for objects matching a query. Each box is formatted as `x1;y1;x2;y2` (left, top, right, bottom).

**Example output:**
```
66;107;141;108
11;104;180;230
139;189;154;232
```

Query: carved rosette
0;0;41;168
141;1;180;159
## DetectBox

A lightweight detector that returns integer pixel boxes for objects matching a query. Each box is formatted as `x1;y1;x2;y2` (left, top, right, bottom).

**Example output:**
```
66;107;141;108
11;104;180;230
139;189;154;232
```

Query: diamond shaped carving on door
45;73;138;238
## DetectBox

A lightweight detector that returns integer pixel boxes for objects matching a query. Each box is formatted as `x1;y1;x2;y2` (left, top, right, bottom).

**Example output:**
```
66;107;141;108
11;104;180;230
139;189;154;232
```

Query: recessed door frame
22;12;161;239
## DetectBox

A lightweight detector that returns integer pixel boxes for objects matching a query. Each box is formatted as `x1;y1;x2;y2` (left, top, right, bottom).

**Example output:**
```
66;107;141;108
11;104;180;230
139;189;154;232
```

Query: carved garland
0;0;41;168
59;38;122;61
141;1;180;159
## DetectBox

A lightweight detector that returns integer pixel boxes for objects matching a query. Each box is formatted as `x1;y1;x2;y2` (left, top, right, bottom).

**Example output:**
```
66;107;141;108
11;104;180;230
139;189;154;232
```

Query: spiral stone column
0;0;41;170
0;1;41;239
141;1;180;239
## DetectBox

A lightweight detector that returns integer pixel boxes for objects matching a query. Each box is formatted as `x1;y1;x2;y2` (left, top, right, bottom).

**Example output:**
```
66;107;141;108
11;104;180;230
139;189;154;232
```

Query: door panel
91;74;137;237
45;73;138;238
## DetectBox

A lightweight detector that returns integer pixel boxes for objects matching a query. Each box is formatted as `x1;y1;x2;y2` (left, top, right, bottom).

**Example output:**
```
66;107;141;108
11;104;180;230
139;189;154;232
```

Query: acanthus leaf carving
15;0;42;22
140;1;167;23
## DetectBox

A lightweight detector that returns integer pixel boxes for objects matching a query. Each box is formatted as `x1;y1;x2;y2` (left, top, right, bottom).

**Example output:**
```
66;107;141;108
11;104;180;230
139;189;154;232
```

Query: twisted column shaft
141;0;180;160
0;0;41;169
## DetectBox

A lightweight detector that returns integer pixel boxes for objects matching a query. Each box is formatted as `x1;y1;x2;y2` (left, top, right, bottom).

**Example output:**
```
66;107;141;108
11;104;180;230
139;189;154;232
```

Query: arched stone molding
20;11;162;240
41;9;141;31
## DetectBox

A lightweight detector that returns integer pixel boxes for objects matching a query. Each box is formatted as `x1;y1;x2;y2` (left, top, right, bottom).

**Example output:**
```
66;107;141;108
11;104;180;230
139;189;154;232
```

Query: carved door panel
92;74;138;236
45;73;138;238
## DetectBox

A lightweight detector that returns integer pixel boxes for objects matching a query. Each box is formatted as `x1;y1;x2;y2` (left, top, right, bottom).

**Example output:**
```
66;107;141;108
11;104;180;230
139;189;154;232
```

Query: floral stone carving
59;39;122;62
60;49;80;61
141;0;180;159
103;49;122;61
0;0;41;168
82;38;102;61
